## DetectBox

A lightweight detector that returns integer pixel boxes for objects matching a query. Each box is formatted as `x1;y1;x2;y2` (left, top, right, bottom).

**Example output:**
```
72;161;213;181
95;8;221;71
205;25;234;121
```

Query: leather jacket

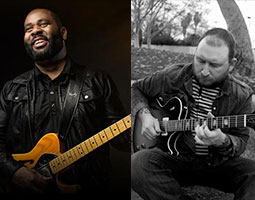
0;60;128;188
132;63;255;165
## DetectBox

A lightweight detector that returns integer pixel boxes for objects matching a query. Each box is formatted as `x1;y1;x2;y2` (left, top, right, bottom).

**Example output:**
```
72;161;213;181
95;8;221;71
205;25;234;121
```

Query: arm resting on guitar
216;92;255;157
131;70;167;118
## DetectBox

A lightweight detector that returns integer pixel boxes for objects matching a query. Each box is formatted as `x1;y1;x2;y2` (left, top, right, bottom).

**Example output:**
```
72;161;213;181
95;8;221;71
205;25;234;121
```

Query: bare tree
131;0;164;48
217;0;255;76
193;12;202;35
181;13;192;39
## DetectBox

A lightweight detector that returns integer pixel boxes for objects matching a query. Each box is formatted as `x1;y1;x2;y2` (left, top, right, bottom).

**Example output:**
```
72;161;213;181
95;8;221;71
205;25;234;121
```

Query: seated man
131;28;255;200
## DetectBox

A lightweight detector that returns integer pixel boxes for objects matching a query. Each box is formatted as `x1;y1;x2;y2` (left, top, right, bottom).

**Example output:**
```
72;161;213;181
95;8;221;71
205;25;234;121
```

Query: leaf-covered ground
131;47;255;200
131;47;193;80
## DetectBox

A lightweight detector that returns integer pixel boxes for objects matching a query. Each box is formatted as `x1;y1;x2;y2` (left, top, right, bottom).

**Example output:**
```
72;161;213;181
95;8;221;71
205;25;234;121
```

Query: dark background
0;0;130;198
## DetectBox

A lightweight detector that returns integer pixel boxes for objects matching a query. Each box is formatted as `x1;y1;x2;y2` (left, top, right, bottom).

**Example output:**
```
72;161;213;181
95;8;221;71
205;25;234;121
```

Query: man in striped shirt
131;28;255;200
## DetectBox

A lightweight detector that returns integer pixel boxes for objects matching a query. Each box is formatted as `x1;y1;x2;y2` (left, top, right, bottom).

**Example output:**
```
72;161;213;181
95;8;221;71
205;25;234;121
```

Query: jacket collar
12;57;75;85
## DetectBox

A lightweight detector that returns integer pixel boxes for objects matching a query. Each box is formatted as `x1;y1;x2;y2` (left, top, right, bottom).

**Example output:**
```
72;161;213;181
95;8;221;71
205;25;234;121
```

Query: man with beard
0;8;129;194
131;28;255;200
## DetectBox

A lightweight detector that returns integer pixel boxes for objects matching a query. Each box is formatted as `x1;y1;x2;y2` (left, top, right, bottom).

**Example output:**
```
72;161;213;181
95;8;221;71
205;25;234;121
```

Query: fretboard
49;115;131;174
160;114;248;132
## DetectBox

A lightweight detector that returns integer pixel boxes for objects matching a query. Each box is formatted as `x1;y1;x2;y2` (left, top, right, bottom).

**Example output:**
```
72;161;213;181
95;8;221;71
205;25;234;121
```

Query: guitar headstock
246;114;255;129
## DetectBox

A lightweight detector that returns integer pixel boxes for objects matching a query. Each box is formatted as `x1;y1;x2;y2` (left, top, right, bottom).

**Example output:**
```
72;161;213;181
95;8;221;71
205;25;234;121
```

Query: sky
207;0;255;48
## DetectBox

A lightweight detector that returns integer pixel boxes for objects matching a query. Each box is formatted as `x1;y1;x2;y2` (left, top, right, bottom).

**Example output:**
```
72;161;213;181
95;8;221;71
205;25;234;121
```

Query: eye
25;27;33;33
39;23;49;27
197;57;205;64
210;63;221;68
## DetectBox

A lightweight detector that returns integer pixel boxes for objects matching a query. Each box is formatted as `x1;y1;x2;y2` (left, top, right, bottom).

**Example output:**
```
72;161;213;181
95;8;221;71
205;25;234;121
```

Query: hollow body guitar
133;97;188;155
11;115;131;193
133;96;255;155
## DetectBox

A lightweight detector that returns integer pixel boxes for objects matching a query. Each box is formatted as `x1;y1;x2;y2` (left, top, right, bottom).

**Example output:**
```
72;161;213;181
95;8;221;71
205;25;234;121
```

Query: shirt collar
183;63;231;97
34;57;72;82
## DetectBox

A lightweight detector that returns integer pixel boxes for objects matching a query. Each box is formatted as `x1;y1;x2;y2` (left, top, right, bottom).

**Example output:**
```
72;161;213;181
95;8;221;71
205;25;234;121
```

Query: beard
24;30;63;61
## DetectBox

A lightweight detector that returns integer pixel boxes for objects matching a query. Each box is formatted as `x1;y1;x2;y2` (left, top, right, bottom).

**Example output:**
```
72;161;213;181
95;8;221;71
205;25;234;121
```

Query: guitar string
32;116;131;176
159;115;246;132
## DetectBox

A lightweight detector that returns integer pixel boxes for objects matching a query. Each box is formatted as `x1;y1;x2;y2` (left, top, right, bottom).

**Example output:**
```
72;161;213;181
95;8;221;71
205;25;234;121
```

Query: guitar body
133;96;188;155
9;115;131;193
12;133;80;193
13;133;60;169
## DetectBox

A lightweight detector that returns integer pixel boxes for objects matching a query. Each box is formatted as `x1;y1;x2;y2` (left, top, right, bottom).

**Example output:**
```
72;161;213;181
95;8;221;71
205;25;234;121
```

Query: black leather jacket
132;63;255;165
0;60;128;189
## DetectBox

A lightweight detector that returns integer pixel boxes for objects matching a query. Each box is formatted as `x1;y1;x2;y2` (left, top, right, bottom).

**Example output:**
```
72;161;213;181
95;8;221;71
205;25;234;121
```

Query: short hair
198;28;236;61
27;8;64;29
49;10;64;29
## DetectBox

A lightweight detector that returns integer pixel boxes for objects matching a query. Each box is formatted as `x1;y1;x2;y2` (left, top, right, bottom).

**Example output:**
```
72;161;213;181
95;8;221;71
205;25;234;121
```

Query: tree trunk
217;0;255;76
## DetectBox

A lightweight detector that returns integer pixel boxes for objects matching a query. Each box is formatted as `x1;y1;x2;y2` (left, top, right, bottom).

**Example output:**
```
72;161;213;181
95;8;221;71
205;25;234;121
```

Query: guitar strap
58;65;87;144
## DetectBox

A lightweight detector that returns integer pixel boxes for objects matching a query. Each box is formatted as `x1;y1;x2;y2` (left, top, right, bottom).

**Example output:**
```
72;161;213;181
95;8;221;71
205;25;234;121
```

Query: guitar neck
160;114;249;132
49;115;131;174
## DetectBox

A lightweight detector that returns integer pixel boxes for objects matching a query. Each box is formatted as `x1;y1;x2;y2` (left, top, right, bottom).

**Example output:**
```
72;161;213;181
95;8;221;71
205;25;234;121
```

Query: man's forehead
24;9;53;25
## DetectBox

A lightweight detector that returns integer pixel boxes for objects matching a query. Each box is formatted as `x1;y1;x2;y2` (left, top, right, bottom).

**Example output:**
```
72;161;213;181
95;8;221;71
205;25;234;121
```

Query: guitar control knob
141;143;146;149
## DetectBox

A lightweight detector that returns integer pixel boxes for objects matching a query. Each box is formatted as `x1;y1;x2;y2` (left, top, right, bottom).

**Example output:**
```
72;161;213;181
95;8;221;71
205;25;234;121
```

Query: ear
60;27;67;40
229;58;237;72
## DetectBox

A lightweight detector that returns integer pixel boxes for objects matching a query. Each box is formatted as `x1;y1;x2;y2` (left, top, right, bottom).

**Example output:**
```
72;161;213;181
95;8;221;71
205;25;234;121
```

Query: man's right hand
11;166;52;193
137;108;161;140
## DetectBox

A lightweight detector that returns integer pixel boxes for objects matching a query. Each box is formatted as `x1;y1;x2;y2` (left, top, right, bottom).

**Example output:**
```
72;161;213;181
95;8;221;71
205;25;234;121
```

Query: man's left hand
194;122;226;146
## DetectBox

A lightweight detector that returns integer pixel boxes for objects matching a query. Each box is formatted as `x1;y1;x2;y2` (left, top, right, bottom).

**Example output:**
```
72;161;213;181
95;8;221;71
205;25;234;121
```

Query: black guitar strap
58;66;86;142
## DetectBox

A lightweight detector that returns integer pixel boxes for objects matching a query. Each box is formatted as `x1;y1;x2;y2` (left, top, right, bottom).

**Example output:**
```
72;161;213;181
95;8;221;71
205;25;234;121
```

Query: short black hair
49;10;63;29
27;8;64;29
198;28;236;61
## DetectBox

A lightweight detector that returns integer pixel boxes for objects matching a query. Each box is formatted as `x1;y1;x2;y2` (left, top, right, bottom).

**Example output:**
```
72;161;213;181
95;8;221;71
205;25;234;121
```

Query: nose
201;63;210;77
30;25;43;36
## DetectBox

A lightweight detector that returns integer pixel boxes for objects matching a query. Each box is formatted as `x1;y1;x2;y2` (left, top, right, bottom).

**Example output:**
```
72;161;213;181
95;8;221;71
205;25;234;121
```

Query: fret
190;119;194;130
173;120;177;131
207;118;211;129
84;140;93;152
110;123;120;136
94;134;103;146
61;153;69;166
49;160;57;174
89;137;98;149
75;144;85;158
185;119;190;131
182;119;185;131
66;150;75;163
54;157;62;171
48;115;131;175
178;120;182;131
244;114;247;127
235;115;238;128
216;116;221;129
71;146;80;160
72;148;78;160
122;115;131;129
117;119;127;132
104;128;114;140
98;131;108;143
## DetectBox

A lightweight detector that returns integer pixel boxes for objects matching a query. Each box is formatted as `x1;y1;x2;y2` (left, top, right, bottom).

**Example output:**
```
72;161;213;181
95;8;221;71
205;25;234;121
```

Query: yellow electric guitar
11;115;131;193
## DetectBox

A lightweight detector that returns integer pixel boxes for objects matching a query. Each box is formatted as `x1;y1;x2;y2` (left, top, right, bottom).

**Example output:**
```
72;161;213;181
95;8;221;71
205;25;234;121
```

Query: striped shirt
190;78;221;156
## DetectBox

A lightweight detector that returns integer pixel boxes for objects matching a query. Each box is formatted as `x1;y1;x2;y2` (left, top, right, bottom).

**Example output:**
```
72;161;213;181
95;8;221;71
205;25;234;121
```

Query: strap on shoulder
58;66;87;142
